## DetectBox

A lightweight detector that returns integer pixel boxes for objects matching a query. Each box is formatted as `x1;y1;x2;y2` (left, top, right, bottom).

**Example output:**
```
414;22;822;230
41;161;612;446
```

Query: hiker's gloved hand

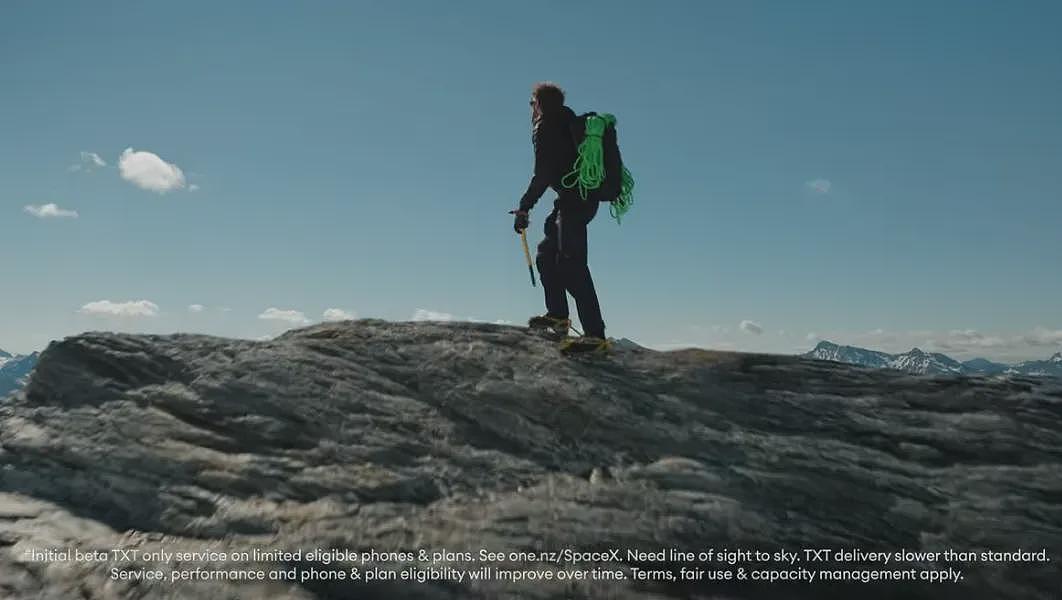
511;210;529;233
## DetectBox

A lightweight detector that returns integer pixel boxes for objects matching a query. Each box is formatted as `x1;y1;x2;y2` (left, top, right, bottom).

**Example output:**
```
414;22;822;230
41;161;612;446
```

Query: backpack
563;112;635;223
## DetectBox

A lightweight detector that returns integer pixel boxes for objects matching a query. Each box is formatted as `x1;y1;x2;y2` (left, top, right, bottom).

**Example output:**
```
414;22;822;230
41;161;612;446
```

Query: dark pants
536;199;605;338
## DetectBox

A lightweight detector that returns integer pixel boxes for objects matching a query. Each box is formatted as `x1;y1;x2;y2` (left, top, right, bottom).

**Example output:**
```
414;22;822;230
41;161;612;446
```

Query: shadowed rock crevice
0;320;1059;599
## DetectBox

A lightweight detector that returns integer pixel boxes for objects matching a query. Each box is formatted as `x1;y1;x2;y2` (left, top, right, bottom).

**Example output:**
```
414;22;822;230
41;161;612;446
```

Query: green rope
561;113;635;224
611;163;635;224
562;114;611;200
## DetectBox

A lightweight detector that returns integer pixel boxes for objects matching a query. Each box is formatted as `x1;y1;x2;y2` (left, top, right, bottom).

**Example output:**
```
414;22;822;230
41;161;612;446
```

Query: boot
560;336;611;355
528;314;571;339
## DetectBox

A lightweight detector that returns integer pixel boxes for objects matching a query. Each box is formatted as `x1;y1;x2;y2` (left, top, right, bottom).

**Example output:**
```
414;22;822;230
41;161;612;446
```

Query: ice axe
519;230;536;287
510;210;536;287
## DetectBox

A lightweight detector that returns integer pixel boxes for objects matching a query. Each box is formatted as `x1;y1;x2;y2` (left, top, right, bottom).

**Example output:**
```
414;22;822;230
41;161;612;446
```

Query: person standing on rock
512;82;609;354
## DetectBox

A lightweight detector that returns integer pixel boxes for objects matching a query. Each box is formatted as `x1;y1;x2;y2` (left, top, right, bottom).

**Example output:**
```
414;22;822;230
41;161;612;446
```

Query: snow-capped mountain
806;342;961;375
804;341;1060;377
888;347;963;375
1006;352;1062;378
0;349;38;397
805;341;892;368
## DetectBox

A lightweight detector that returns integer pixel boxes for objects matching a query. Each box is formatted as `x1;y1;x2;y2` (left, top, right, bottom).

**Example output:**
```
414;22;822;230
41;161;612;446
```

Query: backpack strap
568;112;593;152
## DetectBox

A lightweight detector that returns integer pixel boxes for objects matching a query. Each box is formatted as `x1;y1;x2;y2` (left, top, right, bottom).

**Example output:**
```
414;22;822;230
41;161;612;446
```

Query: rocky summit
0;320;1059;599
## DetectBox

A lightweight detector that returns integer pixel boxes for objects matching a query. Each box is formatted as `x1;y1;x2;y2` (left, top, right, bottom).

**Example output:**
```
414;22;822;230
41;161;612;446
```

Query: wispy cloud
940;329;1007;348
188;184;200;192
323;308;356;321
739;320;763;335
69;151;107;173
805;178;832;194
412;309;455;322
118;147;187;193
78;300;159;318
24;203;78;219
188;304;205;313
258;308;311;325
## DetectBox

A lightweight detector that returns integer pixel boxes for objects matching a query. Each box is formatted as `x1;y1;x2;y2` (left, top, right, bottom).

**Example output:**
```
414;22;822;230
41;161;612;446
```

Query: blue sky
2;1;1060;361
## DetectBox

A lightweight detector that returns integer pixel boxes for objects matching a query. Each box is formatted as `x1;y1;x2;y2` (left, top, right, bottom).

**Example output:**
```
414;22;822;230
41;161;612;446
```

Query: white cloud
494;319;514;325
24;203;78;219
188;184;200;192
69;151;107;172
118;147;187;193
869;328;886;336
188;304;205;313
806;332;819;341
1022;326;1062;347
412;309;455;322
79;300;159;318
258;308;311;325
739;320;763;335
805;178;832;194
920;329;1008;355
948;329;1004;346
323;308;356;321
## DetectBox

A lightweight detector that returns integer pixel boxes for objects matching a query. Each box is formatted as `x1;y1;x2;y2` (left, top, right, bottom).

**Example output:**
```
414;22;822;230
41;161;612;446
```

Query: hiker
512;82;608;354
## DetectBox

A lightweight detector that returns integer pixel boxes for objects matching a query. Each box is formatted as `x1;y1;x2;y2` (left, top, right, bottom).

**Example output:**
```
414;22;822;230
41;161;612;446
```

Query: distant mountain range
0;349;39;397
805;341;1062;377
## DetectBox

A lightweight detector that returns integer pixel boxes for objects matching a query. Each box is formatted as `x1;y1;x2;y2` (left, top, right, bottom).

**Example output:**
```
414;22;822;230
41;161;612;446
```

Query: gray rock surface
0;320;1059;599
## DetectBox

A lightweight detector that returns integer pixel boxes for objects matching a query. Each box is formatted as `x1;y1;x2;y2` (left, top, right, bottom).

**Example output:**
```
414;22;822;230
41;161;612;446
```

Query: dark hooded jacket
518;106;579;213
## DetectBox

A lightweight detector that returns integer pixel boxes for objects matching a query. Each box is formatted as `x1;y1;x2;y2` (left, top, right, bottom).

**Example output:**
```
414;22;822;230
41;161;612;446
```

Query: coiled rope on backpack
561;113;635;224
611;161;635;224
